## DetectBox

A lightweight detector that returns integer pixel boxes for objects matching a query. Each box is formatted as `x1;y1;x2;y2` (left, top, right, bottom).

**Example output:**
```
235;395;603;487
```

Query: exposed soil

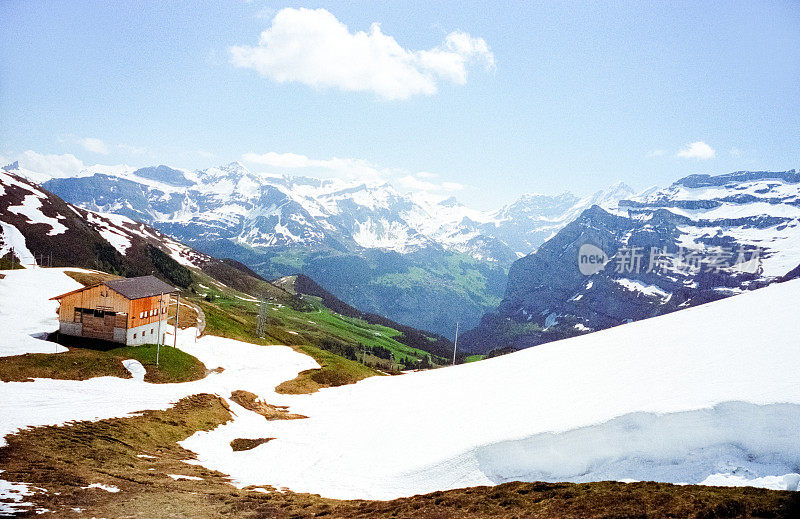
63;269;121;287
229;390;308;420
0;347;130;382
230;437;274;451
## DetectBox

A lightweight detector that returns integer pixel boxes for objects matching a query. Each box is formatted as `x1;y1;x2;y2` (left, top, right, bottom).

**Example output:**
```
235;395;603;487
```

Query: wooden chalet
51;275;177;346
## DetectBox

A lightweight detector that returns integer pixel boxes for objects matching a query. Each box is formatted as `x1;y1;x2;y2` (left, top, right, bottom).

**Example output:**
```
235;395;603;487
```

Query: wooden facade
52;277;174;345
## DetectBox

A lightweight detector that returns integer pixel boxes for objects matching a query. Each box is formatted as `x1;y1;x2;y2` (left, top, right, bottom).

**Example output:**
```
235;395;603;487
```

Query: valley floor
1;266;799;516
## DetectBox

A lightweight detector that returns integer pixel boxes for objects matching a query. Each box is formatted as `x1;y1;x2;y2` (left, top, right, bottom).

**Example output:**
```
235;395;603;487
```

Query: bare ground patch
230;390;307;420
275;344;381;395
230;438;274;451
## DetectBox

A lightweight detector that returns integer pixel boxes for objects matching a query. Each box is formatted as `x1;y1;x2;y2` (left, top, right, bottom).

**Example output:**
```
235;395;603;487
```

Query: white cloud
242;151;465;194
78;137;109;154
117;143;147;155
415;171;437;179
243;151;319;169
676;141;715;160
646;149;666;157
398;174;464;193
242;151;386;182
230;8;494;100
17;150;85;179
730;148;741;157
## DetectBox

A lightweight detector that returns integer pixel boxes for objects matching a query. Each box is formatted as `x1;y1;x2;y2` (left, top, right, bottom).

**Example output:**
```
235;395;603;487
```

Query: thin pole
452;321;459;365
173;293;180;348
156;292;163;367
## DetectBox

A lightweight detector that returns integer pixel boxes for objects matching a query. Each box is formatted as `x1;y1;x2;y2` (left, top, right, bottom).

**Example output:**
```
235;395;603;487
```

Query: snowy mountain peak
199;161;252;180
585;181;636;208
2;161;20;172
133;165;194;187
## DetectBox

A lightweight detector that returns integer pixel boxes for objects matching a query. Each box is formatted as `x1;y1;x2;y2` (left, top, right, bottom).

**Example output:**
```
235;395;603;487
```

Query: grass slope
281;274;463;363
190;269;444;370
275;345;380;394
0;344;207;384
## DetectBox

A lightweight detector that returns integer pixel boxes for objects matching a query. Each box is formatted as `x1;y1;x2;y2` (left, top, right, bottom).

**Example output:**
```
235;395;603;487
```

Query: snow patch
0;476;34;516
0;221;35;264
82;483;120;493
8;195;67;236
122;360;146;382
615;278;670;299
0;268;78;356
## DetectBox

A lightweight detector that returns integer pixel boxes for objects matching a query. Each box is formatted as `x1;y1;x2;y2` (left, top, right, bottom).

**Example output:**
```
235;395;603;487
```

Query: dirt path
183;299;206;335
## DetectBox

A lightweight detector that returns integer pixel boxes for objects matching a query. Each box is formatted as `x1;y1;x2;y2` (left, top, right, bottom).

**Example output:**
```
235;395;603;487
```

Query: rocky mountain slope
462;170;800;353
0;165;208;279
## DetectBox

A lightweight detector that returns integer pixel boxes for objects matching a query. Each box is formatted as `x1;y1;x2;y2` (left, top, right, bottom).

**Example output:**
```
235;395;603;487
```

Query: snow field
180;277;800;499
0;267;84;356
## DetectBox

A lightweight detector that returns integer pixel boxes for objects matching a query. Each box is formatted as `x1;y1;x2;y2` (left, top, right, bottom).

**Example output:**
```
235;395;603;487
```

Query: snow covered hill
182;277;800;499
0;165;210;273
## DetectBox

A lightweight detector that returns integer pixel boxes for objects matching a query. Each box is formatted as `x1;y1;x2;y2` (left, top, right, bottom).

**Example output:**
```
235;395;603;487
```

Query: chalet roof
104;275;177;300
51;275;178;301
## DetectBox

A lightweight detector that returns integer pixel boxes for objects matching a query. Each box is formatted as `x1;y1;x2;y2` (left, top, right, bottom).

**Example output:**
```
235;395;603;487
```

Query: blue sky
1;1;798;209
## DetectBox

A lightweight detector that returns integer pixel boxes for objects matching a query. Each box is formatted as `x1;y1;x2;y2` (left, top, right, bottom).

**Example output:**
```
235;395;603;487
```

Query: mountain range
6;160;635;336
462;169;800;353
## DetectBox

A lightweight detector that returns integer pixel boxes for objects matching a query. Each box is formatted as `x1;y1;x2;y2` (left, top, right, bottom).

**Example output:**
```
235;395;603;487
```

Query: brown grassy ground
63;269;121;286
230;437;274;451
0;394;797;518
0;347;129;382
229;389;308;420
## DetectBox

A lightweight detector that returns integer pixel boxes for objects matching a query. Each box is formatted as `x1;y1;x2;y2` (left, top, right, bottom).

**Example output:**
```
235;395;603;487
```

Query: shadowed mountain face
462;170;800;353
0;167;207;280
